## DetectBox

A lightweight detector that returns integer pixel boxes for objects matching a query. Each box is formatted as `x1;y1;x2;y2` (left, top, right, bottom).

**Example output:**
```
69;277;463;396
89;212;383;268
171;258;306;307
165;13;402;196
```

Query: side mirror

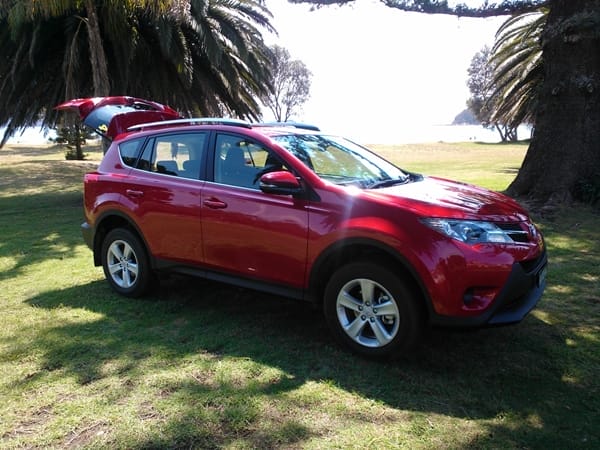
259;171;303;195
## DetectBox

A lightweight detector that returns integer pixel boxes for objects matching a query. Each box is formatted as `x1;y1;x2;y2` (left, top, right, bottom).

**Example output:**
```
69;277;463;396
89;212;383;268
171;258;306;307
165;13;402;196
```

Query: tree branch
289;0;549;17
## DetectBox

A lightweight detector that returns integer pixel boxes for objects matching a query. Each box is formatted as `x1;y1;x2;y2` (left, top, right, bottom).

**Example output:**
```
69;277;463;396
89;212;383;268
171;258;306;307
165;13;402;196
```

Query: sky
4;0;506;145
263;0;506;143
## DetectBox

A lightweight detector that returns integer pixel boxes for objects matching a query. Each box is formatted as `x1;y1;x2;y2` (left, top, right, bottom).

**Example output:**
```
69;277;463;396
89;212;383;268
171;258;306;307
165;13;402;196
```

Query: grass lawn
1;142;598;449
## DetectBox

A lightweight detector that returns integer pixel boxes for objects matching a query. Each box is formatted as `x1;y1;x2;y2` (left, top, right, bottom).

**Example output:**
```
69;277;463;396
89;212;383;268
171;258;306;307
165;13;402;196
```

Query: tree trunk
75;124;85;160
507;0;600;204
84;0;110;96
495;124;507;141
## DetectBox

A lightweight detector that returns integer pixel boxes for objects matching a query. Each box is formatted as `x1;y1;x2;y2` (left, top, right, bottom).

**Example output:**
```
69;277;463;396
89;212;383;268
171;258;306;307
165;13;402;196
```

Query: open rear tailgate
55;96;181;140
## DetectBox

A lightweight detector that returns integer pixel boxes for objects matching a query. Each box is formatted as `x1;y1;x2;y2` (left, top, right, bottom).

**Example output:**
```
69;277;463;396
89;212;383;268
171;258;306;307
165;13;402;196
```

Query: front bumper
431;249;548;328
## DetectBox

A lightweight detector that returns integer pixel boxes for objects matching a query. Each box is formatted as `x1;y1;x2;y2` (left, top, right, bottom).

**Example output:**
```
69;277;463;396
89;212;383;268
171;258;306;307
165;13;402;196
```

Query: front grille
497;223;530;243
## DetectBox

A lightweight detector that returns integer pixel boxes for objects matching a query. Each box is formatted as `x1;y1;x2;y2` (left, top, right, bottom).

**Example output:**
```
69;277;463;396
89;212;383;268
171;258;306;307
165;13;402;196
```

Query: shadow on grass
0;190;84;283
0;153;98;285
498;167;520;174
2;148;598;447
19;275;598;448
473;140;531;146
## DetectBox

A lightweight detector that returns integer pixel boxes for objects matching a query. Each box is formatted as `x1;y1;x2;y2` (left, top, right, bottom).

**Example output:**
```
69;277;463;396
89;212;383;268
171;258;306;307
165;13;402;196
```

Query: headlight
422;218;513;244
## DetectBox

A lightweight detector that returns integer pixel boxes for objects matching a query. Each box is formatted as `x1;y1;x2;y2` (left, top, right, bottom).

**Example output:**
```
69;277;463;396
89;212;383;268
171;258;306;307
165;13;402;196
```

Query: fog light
463;287;497;310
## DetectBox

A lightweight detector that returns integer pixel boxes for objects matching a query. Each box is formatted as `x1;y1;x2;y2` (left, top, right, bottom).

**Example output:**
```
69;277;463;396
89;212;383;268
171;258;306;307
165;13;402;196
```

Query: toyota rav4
58;96;547;358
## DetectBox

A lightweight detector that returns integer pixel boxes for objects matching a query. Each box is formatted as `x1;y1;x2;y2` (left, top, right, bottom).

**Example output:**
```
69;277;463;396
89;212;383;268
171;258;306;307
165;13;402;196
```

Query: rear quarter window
119;138;145;167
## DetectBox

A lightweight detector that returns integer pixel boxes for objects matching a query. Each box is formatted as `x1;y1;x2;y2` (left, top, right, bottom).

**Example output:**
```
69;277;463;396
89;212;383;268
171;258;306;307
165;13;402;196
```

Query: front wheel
101;228;152;297
323;262;423;358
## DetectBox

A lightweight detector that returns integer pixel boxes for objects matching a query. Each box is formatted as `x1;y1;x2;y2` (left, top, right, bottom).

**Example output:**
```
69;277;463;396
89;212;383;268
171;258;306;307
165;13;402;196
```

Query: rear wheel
101;228;152;297
324;261;422;358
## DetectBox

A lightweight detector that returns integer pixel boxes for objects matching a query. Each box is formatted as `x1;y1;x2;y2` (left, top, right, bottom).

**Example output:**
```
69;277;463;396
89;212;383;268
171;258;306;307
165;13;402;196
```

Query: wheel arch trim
307;237;434;316
91;210;151;267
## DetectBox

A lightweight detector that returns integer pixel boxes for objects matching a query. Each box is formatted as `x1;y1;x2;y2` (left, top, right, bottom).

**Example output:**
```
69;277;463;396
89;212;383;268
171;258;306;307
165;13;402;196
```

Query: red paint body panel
201;183;309;287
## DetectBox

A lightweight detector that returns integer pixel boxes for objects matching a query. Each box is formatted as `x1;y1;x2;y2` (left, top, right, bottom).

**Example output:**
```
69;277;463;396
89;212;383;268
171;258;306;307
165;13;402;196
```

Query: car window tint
137;133;207;179
119;138;145;167
214;134;285;189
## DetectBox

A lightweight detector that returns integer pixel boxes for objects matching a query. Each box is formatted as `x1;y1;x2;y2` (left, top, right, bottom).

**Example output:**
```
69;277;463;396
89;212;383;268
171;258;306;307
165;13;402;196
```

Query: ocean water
1;124;532;146
354;124;533;145
1;126;57;145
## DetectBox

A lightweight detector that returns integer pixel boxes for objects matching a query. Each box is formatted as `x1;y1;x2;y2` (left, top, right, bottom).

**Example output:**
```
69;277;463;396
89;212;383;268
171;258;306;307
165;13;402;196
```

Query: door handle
126;189;144;198
203;198;228;209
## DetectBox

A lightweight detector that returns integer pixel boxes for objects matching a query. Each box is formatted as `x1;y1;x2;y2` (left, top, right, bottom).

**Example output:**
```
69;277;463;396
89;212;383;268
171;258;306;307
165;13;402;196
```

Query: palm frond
487;7;546;129
0;0;275;144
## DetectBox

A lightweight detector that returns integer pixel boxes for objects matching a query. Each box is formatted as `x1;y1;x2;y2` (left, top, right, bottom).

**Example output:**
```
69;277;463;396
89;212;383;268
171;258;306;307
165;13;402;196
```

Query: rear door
201;132;310;289
121;132;207;264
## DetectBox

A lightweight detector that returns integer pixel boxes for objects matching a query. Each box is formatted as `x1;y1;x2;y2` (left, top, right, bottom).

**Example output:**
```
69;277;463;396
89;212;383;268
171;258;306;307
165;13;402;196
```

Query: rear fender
92;210;152;268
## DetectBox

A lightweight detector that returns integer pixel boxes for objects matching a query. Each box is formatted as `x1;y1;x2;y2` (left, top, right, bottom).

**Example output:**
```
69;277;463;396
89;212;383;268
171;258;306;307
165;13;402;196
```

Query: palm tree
0;0;275;146
122;0;275;118
488;8;547;131
1;0;177;96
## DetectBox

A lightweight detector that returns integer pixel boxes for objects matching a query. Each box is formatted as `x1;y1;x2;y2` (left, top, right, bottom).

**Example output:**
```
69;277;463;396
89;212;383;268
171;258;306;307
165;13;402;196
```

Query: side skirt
154;258;306;302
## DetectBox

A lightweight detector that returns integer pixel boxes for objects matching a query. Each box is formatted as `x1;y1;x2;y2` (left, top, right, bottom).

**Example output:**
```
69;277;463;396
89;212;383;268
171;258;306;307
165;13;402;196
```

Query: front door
201;133;309;289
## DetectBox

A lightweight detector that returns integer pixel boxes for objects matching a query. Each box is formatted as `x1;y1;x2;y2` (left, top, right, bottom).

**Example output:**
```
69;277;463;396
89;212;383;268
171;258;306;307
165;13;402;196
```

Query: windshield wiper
367;176;410;189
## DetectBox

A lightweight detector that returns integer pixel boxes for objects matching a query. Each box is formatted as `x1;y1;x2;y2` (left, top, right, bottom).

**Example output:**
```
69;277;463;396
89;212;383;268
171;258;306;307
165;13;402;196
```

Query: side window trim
135;137;156;172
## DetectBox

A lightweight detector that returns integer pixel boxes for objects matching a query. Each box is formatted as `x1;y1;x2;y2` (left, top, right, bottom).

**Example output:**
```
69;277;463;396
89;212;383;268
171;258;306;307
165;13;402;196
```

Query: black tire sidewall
323;261;422;358
101;228;151;298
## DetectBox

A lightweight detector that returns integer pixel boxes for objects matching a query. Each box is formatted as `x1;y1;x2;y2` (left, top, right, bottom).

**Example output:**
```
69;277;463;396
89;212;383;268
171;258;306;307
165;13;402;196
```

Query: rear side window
119;138;145;167
137;133;207;180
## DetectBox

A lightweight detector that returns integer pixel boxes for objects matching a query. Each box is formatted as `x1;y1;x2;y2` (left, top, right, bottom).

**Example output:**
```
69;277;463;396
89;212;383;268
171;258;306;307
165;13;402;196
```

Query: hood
368;176;528;221
55;96;181;140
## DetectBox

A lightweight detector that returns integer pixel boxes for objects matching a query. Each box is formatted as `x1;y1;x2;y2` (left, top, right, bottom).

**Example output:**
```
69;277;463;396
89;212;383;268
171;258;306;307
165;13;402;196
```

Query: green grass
370;141;529;191
1;142;598;449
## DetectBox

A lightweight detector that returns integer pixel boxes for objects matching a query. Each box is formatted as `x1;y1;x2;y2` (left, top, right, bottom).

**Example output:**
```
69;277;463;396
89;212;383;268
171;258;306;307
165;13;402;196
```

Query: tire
101;228;153;297
323;261;423;358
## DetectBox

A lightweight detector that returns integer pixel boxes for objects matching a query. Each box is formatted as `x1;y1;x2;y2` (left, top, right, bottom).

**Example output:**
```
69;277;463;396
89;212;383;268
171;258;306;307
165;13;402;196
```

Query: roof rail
254;121;320;131
128;117;252;131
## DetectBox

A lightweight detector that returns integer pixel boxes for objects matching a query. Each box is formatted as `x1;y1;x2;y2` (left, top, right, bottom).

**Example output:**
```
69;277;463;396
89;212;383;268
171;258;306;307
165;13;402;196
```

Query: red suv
59;97;547;358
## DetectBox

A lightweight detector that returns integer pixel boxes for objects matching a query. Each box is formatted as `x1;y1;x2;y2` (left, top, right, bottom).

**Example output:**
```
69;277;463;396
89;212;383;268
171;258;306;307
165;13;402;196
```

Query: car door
121;132;207;264
201;132;309;289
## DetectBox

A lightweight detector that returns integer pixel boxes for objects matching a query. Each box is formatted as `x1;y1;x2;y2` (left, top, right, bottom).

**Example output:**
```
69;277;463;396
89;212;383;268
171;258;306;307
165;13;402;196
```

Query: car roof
126;118;320;134
120;118;322;142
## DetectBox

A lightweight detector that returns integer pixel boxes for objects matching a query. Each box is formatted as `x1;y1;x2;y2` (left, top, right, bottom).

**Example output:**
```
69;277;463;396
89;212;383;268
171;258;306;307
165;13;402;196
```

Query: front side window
137;133;207;180
213;134;284;189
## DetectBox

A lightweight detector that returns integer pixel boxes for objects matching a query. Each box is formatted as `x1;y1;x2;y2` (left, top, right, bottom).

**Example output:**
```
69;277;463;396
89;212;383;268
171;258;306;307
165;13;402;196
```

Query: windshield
272;134;408;188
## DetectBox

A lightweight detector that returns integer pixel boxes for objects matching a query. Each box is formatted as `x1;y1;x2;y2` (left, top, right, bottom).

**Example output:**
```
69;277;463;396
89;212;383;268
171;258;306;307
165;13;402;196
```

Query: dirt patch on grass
2;406;53;440
62;421;111;448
